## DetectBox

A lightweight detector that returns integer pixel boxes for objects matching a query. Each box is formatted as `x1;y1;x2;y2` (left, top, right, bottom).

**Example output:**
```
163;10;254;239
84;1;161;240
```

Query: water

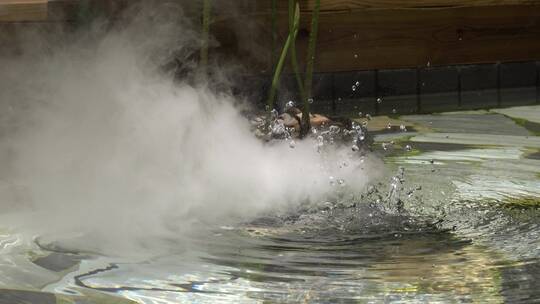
1;4;540;303
1;126;540;303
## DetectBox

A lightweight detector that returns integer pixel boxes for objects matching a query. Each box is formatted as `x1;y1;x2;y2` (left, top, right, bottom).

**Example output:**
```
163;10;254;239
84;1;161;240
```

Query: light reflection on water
1;144;540;303
39;222;539;303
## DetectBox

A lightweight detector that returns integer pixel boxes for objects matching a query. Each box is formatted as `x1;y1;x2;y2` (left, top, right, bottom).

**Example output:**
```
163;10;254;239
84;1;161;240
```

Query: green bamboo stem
266;3;300;113
302;0;321;136
304;0;320;103
287;1;310;136
288;0;306;109
200;0;211;70
76;0;92;26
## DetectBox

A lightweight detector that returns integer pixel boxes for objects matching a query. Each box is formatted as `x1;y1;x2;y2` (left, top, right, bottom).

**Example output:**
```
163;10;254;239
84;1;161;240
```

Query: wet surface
0;289;56;304
32;253;84;273
1;107;540;303
403;113;530;136
525;150;540;160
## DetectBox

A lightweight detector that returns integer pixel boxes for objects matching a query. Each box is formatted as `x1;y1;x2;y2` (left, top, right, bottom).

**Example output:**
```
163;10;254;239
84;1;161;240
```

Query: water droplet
405;144;412;152
338;179;346;186
352;85;357;91
271;109;278;120
358;111;363;117
355;81;360;86
386;123;392;130
289;140;296;148
308;98;314;104
285;100;295;110
354;54;358;58
392;108;397;114
352;145;359;152
317;136;324;151
377;97;382;104
400;124;407;132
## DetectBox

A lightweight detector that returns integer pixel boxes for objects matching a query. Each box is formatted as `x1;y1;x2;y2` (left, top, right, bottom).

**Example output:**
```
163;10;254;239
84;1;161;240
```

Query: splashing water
2;3;539;304
0;6;382;256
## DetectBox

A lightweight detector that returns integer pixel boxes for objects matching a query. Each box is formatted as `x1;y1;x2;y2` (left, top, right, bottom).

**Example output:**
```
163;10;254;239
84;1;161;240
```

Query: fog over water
0;2;380;256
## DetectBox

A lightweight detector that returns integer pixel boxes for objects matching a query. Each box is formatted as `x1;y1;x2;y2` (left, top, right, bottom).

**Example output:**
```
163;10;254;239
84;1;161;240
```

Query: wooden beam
0;0;48;22
212;3;540;72
311;5;540;71
269;0;539;11
2;1;540;73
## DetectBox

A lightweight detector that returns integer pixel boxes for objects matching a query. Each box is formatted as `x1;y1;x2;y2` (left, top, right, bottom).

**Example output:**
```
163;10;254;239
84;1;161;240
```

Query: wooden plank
212;4;540;72
310;5;540;71
273;0;539;11
2;1;540;73
0;0;128;22
0;0;48;22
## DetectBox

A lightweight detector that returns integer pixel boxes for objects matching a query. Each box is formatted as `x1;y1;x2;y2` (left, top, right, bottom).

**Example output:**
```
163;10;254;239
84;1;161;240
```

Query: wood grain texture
1;1;540;73
309;5;540;71
270;0;540;11
217;4;540;72
0;0;47;22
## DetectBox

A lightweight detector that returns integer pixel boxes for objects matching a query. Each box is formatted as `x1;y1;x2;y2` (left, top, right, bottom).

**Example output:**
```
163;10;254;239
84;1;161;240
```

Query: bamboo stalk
304;0;320;103
287;1;311;137
200;0;211;70
266;3;300;113
302;0;321;136
288;0;306;110
76;0;92;26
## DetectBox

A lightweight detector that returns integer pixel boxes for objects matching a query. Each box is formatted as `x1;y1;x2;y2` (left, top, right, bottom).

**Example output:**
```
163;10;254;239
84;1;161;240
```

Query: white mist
0;3;380;255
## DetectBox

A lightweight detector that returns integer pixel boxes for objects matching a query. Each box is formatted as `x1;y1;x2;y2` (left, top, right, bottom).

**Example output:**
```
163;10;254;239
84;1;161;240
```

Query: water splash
0;7;382;256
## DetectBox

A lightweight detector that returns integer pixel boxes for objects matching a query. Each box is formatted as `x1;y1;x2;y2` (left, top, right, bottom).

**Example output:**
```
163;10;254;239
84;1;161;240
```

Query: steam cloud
0;2;380;255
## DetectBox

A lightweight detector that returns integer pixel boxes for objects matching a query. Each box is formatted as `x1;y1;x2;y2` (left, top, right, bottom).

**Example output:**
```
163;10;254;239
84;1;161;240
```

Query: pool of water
1;110;540;304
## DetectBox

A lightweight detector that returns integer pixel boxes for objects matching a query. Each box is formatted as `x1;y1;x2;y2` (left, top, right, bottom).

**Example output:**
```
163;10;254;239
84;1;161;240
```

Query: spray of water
0;3;381;255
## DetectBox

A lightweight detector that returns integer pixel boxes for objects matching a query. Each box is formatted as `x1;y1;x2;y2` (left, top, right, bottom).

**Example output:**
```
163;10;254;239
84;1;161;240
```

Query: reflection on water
1;136;540;303
1;190;533;304
197;229;500;303
27;218;540;304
